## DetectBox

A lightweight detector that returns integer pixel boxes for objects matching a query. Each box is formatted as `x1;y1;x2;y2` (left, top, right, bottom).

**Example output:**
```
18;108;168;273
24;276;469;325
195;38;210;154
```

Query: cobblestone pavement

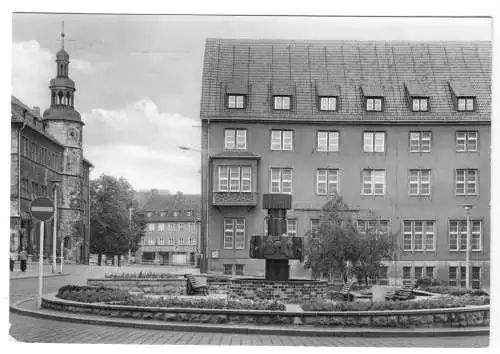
9;313;489;346
8;265;490;347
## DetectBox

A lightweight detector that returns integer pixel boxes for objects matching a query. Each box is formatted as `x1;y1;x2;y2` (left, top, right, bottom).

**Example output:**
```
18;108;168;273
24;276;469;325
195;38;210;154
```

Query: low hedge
417;286;489;296
301;295;490;312
56;285;285;311
104;272;180;279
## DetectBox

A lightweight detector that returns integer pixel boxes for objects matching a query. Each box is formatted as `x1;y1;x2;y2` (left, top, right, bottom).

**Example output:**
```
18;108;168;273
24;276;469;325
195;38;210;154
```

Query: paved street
9;265;490;346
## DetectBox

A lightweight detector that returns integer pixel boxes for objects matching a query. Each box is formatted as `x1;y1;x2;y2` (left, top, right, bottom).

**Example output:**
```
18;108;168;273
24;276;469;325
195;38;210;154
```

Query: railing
212;192;258;206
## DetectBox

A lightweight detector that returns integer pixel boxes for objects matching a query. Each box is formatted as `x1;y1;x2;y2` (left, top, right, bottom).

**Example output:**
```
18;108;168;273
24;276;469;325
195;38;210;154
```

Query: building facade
10;34;92;264
136;194;201;265
200;39;491;287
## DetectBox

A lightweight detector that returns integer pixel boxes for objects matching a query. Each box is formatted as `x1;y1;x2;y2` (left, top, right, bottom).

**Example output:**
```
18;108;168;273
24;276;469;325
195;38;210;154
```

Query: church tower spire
43;21;80;122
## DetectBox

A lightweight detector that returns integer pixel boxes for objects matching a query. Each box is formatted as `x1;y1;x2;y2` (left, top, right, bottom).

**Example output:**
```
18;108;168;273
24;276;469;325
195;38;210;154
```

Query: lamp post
49;178;62;273
128;207;134;263
463;204;473;289
178;144;207;273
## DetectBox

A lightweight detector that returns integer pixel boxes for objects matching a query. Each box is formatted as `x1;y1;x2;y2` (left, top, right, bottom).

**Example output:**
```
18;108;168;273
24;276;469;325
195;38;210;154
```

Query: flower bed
301;295;489;312
104;272;181;279
56;285;285;311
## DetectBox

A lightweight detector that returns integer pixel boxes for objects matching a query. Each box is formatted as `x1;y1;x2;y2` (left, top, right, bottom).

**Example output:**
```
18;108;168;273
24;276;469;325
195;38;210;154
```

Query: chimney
32;106;40;116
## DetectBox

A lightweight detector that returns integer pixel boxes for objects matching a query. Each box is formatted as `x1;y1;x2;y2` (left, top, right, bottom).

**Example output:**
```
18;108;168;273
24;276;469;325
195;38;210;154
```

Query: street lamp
128;207;134;263
49;178;62;273
463;204;474;289
178;144;208;273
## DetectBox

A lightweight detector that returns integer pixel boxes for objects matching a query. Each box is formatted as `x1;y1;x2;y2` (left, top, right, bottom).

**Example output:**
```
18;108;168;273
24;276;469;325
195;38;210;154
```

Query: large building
200;39;491;287
10;33;92;264
136;193;201;265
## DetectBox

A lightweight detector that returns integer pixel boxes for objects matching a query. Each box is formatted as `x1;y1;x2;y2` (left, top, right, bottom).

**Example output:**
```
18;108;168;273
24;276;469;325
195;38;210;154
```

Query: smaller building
136;193;200;266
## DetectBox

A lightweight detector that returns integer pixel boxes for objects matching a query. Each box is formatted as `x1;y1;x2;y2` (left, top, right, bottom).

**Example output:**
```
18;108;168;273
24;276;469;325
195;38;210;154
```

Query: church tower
43;24;85;263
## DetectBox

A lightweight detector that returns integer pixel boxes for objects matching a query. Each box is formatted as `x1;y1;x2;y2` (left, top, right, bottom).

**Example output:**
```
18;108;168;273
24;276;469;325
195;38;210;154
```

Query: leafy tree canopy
89;174;146;257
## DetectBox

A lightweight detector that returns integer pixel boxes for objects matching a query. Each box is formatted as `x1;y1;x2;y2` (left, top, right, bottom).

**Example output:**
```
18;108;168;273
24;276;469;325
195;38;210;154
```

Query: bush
301;295;489;312
418;285;489;296
56;285;286;311
416;277;433;287
104;272;180;279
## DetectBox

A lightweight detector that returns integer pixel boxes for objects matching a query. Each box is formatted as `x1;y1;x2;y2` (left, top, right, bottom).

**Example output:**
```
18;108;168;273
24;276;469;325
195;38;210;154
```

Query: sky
11;14;492;193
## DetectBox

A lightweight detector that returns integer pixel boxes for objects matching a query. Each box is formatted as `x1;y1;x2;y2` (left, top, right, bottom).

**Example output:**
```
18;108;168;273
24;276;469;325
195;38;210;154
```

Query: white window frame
274;96;291;110
457;97;475;112
456;131;478;152
412;98;429;112
218;166;229;192
218;166;251;193
286;219;297;237
270;168;293;194
223;218;246;250
224;129;247;150
158;238;164;245
316;169;339;195
408;169;431;196
366;98;383;111
402;220;435;251
317;131;339;152
363;132;385;153
455;169;478;196
158;223;165;232
168;237;174;245
409;131;432;153
168;223;175;232
361;169;386;196
270;130;293;151
319;96;337;111
310;219;320;232
228;94;245;109
449;220;482;251
357;219;389;236
147;223;154;232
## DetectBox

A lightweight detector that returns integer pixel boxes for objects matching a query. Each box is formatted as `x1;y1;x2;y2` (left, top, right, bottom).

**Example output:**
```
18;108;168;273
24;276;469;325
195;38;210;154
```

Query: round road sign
30;197;55;222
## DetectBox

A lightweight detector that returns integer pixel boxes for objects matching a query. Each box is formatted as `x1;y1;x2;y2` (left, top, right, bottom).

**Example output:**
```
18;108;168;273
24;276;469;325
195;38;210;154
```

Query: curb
10;298;490;338
10;273;70;281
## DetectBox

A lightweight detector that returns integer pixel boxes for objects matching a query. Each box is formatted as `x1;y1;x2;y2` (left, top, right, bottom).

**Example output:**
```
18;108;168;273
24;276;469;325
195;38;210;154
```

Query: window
408;169;431;196
457;97;475;112
270;168;292;194
365;98;383;111
472;267;481;289
158;223;165;232
317;131;339;152
146;212;152;218
218;166;251;192
228;95;245;109
361;169;386;196
316;169;339;195
158;238;164;245
426;266;435;279
224;129;247;150
363;132;385;152
402;220;435;251
412;98;429;112
448;266;457;286
286;219;297;237
409;131;432;152
319;97;337;111
224;264;233;275
189;237;196;245
185;210;193;217
403;266;411;280
173;211;179;217
147;223;154;232
449;220;482;251
168;237;174;245
456;131;478;152
311;219;320;232
179;223;184;231
168;223;175;232
414;266;423;280
235;264;245;276
357;219;389;236
223;219;245;250
456;169;478;195
271;130;293;151
274;96;291;110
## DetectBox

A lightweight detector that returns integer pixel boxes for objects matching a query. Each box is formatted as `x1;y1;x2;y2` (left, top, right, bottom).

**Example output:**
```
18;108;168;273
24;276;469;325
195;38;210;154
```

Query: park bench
184;274;209;295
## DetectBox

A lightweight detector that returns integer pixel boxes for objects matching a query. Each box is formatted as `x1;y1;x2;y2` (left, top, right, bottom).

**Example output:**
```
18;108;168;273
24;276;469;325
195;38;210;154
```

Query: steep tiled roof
141;194;201;213
200;39;491;123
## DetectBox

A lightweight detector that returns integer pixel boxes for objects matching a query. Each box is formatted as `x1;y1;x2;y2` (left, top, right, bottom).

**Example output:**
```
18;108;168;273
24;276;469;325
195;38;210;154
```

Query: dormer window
319;97;337;111
274;96;291;110
316;81;340;112
366;98;383;111
412;98;429;112
449;81;476;112
228;95;245;109
457;97;475;111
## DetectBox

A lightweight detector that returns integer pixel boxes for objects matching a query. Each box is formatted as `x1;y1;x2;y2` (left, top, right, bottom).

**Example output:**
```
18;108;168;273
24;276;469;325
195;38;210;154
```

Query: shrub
418;285;489;296
57;285;130;303
416;277;433;288
104;272;180;279
301;295;489;312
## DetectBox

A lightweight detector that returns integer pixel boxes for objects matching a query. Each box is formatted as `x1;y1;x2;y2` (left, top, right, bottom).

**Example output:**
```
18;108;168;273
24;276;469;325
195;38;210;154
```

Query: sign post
30;197;55;309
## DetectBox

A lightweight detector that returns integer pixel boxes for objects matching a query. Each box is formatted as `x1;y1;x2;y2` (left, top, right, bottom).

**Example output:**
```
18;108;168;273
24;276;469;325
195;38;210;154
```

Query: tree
89;175;146;261
304;195;394;284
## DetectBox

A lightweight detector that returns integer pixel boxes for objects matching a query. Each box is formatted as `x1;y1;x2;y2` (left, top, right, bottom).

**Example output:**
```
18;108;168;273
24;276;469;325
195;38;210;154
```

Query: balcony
212;192;258;207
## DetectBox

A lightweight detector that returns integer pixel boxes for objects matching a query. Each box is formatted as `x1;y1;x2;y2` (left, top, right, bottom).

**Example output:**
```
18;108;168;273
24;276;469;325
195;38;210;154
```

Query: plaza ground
9;264;490;346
